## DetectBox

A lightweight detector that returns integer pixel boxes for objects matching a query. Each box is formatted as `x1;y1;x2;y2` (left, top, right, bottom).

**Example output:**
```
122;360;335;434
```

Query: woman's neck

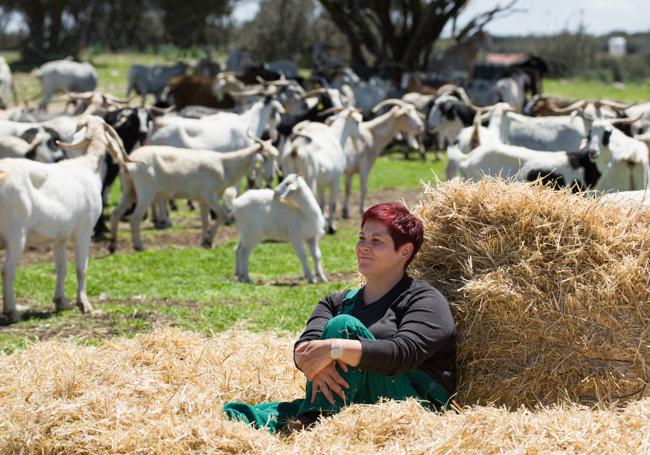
362;268;406;304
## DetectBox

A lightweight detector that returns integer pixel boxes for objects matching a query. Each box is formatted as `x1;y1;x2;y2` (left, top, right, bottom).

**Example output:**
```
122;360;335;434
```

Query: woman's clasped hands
294;340;349;404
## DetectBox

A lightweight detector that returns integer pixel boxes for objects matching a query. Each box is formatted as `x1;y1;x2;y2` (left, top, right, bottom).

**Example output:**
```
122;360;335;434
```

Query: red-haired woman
224;203;457;432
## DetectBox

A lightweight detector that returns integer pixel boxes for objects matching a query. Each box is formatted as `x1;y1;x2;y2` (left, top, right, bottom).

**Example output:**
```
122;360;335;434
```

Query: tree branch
455;0;520;40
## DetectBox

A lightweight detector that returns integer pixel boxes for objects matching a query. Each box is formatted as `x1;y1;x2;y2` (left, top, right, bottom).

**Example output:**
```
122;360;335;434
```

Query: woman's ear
399;243;414;263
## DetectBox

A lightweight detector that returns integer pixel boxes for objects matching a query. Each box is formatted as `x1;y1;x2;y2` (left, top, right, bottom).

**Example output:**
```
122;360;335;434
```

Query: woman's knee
322;314;366;339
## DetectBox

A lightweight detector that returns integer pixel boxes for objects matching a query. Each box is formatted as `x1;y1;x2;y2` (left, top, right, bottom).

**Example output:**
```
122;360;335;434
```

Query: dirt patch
259;271;359;287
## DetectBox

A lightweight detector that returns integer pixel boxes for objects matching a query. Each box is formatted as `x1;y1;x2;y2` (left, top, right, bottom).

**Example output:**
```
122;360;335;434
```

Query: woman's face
356;219;411;279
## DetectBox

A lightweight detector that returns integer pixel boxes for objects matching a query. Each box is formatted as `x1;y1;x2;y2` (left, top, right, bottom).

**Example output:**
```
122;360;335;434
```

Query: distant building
608;36;627;57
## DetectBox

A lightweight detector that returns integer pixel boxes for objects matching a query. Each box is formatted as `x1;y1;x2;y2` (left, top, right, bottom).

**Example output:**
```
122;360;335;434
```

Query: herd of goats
0;51;649;324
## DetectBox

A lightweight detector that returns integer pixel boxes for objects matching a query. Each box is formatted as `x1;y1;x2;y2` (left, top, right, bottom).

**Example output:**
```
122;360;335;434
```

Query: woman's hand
310;361;349;403
295;339;335;380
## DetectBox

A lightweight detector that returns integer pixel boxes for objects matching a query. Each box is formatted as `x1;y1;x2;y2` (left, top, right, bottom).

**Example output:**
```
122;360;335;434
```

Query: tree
157;0;234;49
0;0;101;63
318;0;517;75
235;0;322;64
0;0;235;63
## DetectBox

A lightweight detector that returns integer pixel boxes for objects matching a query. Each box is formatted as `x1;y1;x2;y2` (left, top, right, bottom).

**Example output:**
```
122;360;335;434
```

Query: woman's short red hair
361;203;424;268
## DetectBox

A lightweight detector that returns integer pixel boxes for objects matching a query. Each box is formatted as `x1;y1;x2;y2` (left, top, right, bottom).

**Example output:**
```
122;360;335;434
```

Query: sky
232;0;650;36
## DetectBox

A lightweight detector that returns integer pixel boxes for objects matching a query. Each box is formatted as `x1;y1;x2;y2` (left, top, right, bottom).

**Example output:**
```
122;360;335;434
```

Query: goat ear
103;124;133;165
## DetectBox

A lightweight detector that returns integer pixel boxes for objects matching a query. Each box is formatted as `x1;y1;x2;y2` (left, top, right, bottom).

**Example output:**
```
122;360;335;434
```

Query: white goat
446;141;609;192
148;96;284;150
281;107;363;233
229;174;326;283
583;117;650;192
32;59;98;110
342;99;425;218
108;140;279;252
0;116;130;323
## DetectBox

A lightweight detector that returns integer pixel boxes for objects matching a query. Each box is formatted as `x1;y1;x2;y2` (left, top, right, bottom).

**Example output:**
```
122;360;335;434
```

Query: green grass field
544;78;650;102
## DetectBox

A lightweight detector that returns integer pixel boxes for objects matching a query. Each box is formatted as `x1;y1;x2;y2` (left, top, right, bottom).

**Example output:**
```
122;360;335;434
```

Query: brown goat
167;75;235;110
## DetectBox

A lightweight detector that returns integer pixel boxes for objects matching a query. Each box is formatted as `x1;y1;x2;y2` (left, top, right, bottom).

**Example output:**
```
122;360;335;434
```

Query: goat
228;174;326;283
148;96;284;154
342;99;425;218
0;121;66;161
583;117;650;192
446;141;605;192
32;59;98;110
167;75;234;110
108;139;279;252
426;90;477;150
281;107;363;234
126;62;188;105
91;107;155;240
0;116;131;323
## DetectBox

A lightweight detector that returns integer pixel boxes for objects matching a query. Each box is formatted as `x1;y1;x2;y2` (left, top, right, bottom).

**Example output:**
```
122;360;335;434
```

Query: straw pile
412;178;650;407
1;328;649;453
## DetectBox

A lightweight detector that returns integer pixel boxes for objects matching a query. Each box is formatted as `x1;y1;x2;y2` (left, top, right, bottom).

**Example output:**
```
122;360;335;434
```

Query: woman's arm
356;287;455;376
293;292;344;370
295;338;362;379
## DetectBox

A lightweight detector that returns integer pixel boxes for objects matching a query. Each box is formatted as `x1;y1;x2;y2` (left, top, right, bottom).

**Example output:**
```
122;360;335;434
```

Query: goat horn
319;106;345;116
292;132;312;142
435;84;459;96
149;105;174;114
299;88;328;99
467;101;494;113
454;87;473;105
609;113;643;125
104;94;132;104
598;99;635;110
266;76;291;87
246;132;266;146
548;100;588;114
231;89;264;97
371;99;408;113
437;85;472;105
56;137;90;151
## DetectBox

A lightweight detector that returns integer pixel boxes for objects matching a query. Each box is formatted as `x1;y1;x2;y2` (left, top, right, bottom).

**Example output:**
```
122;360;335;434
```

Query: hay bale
412;178;650;407
0;328;649;453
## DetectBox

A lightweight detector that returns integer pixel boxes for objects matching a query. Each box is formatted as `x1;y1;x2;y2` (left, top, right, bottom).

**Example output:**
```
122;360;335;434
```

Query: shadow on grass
0;309;56;326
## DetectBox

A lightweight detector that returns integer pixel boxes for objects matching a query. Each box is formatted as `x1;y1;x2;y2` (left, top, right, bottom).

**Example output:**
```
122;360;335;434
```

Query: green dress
223;289;450;433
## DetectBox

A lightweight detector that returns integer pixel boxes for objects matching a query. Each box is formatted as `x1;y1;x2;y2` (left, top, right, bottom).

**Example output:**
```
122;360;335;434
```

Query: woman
224;203;457;432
